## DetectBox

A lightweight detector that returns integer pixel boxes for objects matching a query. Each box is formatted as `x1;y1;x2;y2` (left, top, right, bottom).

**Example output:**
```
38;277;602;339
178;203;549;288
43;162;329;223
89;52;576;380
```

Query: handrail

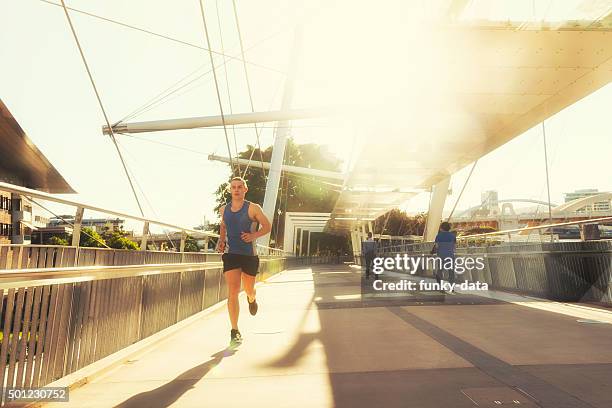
377;216;612;252
1;181;217;237
0;181;291;254
0;255;290;287
0;262;221;287
457;216;612;239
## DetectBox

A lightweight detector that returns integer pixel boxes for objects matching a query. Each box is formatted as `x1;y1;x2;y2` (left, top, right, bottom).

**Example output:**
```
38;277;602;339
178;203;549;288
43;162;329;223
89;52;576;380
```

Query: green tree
103;230;140;250
214;139;344;250
183;235;199;252
48;236;69;246
79;227;106;248
373;209;427;236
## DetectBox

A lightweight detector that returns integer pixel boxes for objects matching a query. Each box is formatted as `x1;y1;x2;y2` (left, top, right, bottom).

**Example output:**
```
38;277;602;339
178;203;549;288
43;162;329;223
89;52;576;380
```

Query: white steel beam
209;154;344;181
102;108;326;135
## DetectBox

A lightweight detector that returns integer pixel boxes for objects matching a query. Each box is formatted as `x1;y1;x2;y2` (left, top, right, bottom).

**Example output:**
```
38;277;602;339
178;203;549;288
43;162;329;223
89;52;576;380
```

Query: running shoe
248;297;258;316
230;329;243;345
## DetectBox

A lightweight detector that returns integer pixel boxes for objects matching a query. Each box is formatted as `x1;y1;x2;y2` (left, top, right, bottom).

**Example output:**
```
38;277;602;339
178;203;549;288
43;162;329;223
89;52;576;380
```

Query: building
564;189;611;212
0;193;12;244
480;190;500;215
48;216;125;233
0;99;75;244
33;216;127;245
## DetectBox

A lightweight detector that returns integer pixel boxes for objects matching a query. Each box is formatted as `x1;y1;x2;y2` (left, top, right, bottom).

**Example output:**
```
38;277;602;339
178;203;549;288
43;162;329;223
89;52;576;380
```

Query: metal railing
377;236;612;307
0;255;289;406
0;181;290;256
458;216;612;241
0;244;215;270
378;216;612;254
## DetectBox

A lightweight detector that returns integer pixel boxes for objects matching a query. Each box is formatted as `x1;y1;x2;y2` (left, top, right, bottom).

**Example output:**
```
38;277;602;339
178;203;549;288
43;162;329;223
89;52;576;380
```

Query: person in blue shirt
430;222;457;292
361;232;377;279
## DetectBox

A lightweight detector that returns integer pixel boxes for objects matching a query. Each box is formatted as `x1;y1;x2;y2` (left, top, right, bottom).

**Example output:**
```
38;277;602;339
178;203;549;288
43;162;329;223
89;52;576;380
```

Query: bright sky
1;0;611;233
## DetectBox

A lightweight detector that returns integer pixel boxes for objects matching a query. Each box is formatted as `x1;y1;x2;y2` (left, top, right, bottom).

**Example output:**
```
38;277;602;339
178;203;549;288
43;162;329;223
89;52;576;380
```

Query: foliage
373;209;427;236
102;229;140;250
214;139;341;212
183;235;199;252
79;227;106;248
458;226;498;236
47;236;69;246
213;139;344;250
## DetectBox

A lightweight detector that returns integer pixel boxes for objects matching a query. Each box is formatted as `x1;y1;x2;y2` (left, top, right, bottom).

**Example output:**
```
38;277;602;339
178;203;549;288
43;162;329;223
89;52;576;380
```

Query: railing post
140;222;149;251
71;206;84;248
180;230;186;263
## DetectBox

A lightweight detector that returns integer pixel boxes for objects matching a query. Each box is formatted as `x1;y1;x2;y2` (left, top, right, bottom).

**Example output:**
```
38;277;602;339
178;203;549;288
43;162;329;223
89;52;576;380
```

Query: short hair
367;232;373;238
229;176;247;188
440;222;451;231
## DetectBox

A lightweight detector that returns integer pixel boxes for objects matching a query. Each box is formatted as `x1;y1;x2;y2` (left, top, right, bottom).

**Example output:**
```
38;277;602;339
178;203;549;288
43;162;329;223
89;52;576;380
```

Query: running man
430;221;457;293
217;177;271;345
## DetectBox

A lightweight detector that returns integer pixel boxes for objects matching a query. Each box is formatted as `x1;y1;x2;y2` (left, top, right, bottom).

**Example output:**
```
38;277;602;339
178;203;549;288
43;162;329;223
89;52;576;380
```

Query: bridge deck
47;264;612;408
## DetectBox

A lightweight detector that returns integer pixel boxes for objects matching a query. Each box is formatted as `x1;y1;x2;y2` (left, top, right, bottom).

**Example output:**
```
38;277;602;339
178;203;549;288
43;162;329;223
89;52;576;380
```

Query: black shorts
222;253;260;276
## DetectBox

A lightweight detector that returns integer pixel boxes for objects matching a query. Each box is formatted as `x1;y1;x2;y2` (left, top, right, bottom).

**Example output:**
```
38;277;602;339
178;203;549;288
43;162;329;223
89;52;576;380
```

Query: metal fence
0;249;288;406
382;240;612;305
0;245;220;270
291;255;354;266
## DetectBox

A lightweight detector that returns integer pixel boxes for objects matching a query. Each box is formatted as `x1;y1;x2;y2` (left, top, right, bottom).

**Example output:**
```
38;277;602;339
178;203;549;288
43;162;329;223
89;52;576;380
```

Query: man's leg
242;270;259;316
241;272;256;302
224;268;242;330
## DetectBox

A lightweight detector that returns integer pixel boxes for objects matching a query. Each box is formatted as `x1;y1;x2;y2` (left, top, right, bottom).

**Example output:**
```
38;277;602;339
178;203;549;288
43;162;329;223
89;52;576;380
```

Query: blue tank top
223;200;258;256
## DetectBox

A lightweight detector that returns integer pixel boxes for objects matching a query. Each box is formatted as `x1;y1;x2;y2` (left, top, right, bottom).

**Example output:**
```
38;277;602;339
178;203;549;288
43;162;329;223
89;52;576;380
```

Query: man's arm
217;205;226;252
241;203;271;243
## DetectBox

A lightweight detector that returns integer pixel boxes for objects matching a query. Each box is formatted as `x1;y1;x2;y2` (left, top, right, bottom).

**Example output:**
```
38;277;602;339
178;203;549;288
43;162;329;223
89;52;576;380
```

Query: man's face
230;180;247;200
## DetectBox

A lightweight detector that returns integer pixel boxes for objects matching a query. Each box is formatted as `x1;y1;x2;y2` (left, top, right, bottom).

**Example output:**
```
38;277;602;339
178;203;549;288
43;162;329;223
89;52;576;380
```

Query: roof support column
140;221;149;251
71;206;84;248
260;29;301;250
424;176;451;242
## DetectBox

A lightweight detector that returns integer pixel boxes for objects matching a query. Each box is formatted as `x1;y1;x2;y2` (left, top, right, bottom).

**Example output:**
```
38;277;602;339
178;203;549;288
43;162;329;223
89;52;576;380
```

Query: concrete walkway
47;264;612;408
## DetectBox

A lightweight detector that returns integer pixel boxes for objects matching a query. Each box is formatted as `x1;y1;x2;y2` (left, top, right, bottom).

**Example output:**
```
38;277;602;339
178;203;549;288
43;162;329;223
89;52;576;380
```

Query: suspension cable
28;198;111;249
231;0;267;179
117;28;288;124
215;0;240;175
114;137;177;249
240;71;285;178
197;0;236;176
41;0;283;75
59;0;145;217
542;120;554;242
447;160;478;222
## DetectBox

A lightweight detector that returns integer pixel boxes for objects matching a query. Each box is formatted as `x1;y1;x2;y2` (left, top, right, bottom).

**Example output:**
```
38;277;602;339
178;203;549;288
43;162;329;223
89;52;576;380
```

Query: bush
47;236;69;246
79;227;107;248
103;231;140;250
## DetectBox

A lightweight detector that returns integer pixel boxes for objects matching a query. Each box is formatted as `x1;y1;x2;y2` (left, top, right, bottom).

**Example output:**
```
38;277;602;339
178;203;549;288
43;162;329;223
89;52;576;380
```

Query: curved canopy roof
326;24;612;232
0;99;75;194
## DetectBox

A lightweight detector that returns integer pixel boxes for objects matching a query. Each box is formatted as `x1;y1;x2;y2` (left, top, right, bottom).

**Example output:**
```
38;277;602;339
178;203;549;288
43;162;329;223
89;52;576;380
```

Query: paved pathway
47;264;612;407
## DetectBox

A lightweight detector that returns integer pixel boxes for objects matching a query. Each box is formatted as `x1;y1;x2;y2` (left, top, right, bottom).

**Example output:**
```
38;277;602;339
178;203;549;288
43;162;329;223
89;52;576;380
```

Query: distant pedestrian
430;222;456;293
362;232;377;279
